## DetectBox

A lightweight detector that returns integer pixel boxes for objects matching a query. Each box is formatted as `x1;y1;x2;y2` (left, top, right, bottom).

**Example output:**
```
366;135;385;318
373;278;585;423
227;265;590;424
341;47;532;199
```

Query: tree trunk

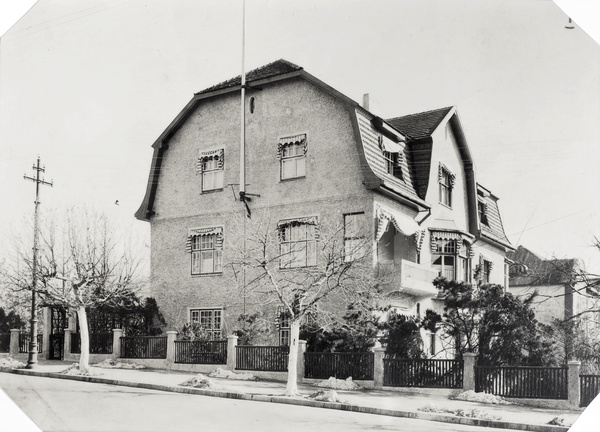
285;320;301;396
77;306;90;372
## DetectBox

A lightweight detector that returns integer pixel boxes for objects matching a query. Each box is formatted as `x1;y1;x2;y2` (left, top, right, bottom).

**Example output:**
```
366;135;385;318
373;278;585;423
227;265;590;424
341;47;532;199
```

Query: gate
49;307;67;360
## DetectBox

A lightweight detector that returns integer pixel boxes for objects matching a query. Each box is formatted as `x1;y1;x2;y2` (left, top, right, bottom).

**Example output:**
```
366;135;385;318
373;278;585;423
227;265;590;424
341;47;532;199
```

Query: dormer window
478;200;489;226
438;164;455;208
379;134;404;180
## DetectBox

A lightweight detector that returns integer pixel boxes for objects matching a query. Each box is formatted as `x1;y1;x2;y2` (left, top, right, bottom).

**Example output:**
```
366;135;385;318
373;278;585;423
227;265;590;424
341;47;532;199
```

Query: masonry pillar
41;307;51;360
297;340;307;383
568;360;581;407
373;348;386;389
9;329;20;357
227;335;238;371
166;331;177;365
64;329;72;358
462;353;477;391
112;329;124;359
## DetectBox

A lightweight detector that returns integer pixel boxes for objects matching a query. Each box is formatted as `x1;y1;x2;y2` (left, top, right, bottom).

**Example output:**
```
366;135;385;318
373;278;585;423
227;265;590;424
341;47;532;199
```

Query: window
279;134;307;180
478;201;489;225
482;259;492;284
384;151;403;179
438;164;455;207
197;149;224;192
430;332;437;356
189;228;223;275
432;238;471;282
344;212;366;262
277;307;290;346
279;219;317;268
190;308;222;339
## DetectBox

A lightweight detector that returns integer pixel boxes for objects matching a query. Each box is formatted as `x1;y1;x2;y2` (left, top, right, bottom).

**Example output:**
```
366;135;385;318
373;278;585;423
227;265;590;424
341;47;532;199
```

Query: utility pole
23;156;52;369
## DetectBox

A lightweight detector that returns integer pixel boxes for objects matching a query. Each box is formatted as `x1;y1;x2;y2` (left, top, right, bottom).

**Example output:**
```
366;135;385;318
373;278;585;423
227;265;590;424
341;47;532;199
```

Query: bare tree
2;208;145;372
229;210;380;396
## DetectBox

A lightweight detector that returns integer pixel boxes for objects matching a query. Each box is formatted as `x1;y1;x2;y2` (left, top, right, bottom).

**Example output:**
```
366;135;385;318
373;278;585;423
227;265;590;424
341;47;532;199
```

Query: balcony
377;259;439;298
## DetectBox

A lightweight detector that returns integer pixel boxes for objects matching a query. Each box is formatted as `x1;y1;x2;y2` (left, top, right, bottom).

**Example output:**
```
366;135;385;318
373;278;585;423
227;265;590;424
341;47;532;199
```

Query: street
0;373;516;432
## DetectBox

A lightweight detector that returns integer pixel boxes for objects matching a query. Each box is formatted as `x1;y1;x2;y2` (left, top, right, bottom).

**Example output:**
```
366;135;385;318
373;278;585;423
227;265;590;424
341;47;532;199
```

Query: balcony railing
377;260;438;297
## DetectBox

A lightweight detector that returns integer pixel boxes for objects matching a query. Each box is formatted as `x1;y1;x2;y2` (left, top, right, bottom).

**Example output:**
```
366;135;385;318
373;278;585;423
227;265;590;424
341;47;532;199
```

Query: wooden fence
580;375;600;407
71;333;113;355
304;352;374;380
236;345;289;372
0;333;10;352
174;340;227;364
120;336;167;359
18;334;43;353
384;358;463;388
475;366;568;399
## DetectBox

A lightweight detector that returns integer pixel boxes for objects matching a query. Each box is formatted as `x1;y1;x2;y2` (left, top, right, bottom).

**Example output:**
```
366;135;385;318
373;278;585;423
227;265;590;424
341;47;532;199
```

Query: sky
0;0;599;275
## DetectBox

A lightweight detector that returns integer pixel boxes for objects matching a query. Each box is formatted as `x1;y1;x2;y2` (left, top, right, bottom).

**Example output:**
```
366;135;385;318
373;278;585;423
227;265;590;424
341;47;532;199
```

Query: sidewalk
0;361;585;432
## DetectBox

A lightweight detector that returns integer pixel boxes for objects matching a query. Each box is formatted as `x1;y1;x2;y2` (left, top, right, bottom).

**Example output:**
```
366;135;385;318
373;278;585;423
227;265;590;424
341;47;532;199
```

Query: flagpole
239;0;246;197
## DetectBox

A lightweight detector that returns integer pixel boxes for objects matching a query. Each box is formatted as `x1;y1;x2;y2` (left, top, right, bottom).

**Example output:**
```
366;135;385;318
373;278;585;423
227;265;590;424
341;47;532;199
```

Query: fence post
166;331;177;365
9;329;20;357
112;329;124;359
373;348;385;389
227;335;238;371
568;360;581;407
297;340;307;383
64;329;72;358
463;353;477;391
42;307;51;360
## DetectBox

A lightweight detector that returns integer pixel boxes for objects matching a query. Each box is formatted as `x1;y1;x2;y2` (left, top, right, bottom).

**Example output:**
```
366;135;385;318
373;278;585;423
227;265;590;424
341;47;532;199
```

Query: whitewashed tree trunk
285;320;301;396
77;306;90;372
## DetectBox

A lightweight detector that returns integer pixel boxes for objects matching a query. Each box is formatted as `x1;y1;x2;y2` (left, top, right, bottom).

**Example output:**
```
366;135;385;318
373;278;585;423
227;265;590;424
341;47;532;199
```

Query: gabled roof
195;59;303;95
387;107;453;140
508;245;578;286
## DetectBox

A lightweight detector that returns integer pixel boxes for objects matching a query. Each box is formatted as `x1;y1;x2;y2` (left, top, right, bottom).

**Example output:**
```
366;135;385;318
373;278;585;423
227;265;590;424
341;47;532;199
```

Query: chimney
362;93;370;111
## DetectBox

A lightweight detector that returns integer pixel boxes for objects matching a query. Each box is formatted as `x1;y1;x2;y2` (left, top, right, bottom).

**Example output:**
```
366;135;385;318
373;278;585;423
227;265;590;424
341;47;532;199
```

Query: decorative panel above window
186;227;223;275
196;148;224;191
278;134;307;180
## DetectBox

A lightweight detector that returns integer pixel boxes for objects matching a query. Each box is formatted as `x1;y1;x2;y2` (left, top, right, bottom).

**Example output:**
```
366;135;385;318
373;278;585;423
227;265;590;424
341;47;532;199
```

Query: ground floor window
190;308;222;339
277;307;290;346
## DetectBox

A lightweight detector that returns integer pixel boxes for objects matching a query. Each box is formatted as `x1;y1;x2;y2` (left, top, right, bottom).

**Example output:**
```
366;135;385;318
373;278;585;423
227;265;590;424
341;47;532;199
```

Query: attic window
478;200;489;226
378;135;404;180
278;134;307;180
438;164;455;207
196;148;224;191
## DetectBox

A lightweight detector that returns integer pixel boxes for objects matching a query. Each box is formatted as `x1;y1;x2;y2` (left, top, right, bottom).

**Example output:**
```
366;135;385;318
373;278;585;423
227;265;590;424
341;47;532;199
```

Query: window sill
201;188;224;194
278;265;317;271
191;272;223;277
438;202;453;210
280;176;306;182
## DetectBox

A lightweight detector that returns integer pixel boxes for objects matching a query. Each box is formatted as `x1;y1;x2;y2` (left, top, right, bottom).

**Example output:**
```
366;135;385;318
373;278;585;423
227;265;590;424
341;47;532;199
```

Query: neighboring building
135;59;514;355
508;245;600;332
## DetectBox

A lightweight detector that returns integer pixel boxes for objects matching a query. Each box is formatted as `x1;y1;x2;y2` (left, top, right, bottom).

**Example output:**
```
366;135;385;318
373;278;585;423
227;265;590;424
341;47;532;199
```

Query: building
508;245;600;330
135;59;514;355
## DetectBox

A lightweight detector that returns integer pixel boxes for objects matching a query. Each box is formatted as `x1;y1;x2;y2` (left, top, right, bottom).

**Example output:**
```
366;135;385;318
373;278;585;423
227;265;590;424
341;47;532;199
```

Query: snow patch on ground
454;390;511;405
208;368;257;381
315;377;361;390
0;357;25;369
59;363;101;376
308;390;347;403
179;373;222;389
420;404;502;421
94;359;146;369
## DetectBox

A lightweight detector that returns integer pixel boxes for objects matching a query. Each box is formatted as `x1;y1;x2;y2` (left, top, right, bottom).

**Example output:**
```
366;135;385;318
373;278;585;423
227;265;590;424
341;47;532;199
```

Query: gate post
64;329;72;358
297;340;307;383
112;329;124;359
166;331;177;365
568;360;581;407
227;335;238;371
42;307;51;360
463;353;477;391
374;348;385;389
9;329;20;357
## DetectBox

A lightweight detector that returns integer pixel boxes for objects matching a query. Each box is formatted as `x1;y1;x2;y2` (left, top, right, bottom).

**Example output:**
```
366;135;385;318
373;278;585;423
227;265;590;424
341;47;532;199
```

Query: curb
0;368;569;432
